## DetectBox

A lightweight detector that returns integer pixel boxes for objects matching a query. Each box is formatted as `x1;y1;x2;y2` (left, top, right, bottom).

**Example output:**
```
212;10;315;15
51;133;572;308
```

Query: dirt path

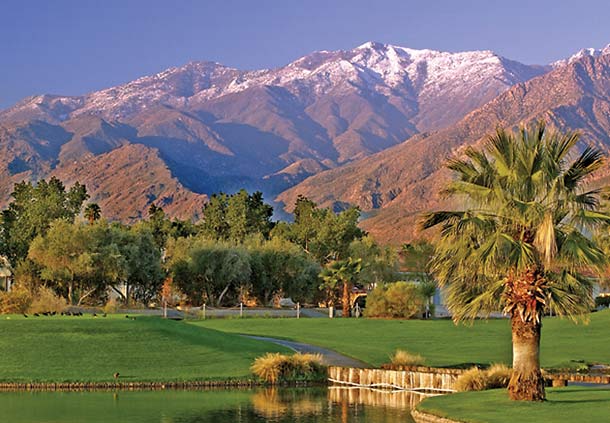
244;335;369;368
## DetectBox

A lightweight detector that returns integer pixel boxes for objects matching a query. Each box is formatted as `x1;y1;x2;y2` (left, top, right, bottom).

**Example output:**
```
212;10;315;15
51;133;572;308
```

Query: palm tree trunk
342;280;350;318
508;314;546;401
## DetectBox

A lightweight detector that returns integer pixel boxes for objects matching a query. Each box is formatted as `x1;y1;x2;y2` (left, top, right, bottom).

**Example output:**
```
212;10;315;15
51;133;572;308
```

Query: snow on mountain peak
551;45;610;68
0;42;547;123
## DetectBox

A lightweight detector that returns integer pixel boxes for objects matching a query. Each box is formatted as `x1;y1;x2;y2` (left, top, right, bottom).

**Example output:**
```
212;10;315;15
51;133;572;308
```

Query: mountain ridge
1;42;603;239
280;51;610;243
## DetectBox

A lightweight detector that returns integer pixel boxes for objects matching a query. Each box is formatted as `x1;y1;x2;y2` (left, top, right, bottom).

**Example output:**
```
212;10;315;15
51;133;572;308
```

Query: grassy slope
194;309;610;368
0;315;289;383
417;387;610;423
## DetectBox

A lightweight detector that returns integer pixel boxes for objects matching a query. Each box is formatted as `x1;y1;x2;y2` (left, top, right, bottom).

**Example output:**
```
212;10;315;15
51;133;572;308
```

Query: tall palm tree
421;122;609;401
83;203;102;225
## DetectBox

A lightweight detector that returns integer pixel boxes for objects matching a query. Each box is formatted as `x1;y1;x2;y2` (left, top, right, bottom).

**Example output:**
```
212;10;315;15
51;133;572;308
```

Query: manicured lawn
194;309;610;369
0;315;289;383
417;387;610;423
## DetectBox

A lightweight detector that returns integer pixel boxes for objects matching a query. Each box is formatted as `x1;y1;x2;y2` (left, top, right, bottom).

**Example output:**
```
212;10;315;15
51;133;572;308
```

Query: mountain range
1;42;610;242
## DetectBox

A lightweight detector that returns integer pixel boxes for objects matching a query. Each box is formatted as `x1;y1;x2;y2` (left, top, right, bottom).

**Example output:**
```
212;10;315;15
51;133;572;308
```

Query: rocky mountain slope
279;49;610;244
0;42;546;222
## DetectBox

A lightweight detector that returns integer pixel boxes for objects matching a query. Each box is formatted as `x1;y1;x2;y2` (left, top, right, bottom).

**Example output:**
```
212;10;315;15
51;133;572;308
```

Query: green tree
28;220;125;305
166;238;251;306
200;193;229;240
402;240;437;318
103;223;164;305
319;257;362;317
246;237;321;305
1;177;88;265
145;204;172;249
274;195;365;263
201;190;274;242
349;235;399;288
421;122;609;401
83;203;102;224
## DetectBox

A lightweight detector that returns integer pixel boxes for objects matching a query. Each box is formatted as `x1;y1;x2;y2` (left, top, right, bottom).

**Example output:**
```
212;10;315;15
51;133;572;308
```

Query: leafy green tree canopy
200;190;274;242
273;195;365;263
1;177;88;265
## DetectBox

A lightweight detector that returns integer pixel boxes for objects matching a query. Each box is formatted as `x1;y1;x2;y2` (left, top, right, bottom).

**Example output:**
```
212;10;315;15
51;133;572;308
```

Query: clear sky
2;0;610;109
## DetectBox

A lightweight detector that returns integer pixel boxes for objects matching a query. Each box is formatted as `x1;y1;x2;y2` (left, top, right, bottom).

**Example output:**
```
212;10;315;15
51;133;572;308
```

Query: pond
0;387;423;422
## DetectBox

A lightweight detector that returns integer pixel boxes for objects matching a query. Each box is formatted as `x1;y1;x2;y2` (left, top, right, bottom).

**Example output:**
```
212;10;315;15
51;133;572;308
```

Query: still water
0;387;422;422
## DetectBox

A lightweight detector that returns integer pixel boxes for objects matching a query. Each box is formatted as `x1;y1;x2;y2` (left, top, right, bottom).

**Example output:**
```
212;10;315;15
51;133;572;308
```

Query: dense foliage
0;178;399;312
364;281;426;319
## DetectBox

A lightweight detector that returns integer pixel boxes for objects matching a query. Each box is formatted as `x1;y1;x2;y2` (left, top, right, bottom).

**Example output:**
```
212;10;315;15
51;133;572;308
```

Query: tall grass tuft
390;349;425;367
455;364;512;392
251;353;326;383
486;363;512;388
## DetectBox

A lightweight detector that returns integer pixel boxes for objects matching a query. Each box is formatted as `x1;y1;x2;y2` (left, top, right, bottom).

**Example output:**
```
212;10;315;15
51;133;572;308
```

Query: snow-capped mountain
2;41;547;130
281;47;610;244
0;42;551;223
551;44;610;68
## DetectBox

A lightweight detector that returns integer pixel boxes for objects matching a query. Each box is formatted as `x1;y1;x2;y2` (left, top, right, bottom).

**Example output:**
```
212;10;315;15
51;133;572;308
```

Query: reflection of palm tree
422;122;608;401
84;203;102;224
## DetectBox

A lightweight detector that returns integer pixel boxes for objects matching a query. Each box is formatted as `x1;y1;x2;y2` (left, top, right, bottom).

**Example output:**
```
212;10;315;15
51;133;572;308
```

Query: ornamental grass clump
486;363;512;389
455;364;512;392
251;353;325;383
390;349;425;367
454;367;489;392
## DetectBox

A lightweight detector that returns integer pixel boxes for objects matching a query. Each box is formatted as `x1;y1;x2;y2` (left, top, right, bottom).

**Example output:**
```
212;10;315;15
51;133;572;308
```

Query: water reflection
0;387;422;422
328;386;430;410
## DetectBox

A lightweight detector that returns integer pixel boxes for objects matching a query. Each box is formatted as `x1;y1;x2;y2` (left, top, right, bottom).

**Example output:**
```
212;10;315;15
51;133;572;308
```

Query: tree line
0;179;413;312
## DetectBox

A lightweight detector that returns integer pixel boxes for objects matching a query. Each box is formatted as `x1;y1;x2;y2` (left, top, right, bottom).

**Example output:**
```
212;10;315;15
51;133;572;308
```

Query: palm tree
83;203;102;224
421;122;609;401
320;258;362;317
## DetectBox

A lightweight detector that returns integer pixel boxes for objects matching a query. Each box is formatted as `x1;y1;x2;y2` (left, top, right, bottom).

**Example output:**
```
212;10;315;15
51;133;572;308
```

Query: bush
28;286;66;313
595;295;610;308
454;364;512;392
364;281;425;318
486;363;512;388
0;285;32;314
103;297;120;314
390;349;425;367
251;353;326;383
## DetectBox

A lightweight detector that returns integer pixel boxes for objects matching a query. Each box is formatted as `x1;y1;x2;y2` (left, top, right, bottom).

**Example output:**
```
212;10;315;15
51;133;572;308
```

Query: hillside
0;42;546;221
279;51;610;243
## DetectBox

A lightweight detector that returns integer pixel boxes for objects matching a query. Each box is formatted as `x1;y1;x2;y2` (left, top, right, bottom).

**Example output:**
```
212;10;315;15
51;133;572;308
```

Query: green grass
193;309;610;369
417;387;610;423
0;315;289;383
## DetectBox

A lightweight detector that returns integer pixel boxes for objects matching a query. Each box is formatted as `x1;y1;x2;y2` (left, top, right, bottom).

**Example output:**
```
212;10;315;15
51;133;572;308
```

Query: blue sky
1;0;610;109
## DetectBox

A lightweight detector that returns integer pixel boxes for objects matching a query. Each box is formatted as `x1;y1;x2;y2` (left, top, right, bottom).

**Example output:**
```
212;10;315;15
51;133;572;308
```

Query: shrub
364;281;425;318
486;363;512;388
454;367;489;392
455;364;512;392
28;286;66;313
103;297;120;314
251;353;326;383
595;295;610;308
0;285;32;314
390;349;425;367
